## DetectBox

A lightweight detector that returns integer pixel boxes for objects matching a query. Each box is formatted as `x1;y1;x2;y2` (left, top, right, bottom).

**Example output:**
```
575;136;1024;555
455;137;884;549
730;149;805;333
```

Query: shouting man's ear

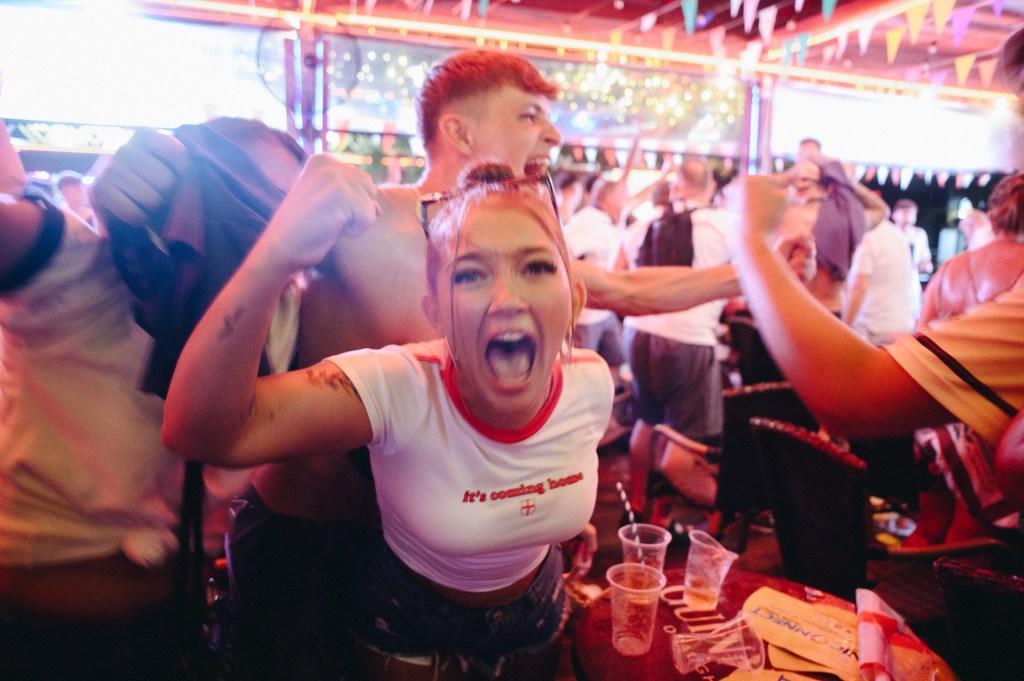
438;113;474;157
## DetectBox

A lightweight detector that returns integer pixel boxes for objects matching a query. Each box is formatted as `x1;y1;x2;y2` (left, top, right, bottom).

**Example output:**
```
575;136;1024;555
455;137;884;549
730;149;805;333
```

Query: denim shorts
351;530;568;679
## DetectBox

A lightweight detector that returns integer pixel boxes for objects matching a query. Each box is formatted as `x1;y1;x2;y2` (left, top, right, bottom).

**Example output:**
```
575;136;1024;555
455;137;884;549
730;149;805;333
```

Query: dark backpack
635;207;695;267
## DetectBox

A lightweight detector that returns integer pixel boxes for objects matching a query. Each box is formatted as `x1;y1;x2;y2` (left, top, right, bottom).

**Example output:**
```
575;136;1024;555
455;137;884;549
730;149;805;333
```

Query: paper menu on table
742;587;860;678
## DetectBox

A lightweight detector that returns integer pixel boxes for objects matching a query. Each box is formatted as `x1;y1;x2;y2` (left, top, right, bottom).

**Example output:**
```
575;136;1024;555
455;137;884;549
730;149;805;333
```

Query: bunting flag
573;146;585;162
644;150;658;169
891;167;901;187
774;157;786;172
709;25;727;58
924;169;933;184
782;40;794;68
951;7;975;47
682;0;698;35
743;0;761;34
962;172;976;188
794;0;805;12
977;58;998;87
993;0;1004;16
930;69;949;87
955;53;976;86
662;26;677;51
877;166;889;185
835;31;848;60
758;6;777;45
858;21;876;56
610;30;622;45
979;173;992;186
366;0;377;12
886;27;906;64
933;0;956;36
585;147;598;164
936;171;949;188
795;33;810;66
863;166;876;183
900;168;913;190
603;149;618;167
478;0;489;18
731;0;742;18
905;3;928;45
423;0;434;13
614;148;629;167
854;164;867;180
640;11;657;32
821;0;838;22
822;43;837;65
740;40;763;77
459;0;471;20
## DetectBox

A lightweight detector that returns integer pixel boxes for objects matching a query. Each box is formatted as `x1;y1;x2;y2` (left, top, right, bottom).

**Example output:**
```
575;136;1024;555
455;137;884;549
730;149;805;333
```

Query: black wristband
0;194;66;293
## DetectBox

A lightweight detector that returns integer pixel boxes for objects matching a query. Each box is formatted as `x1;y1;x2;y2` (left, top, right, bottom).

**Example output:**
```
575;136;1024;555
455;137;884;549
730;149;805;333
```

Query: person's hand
90;128;188;227
773;230;816;282
256;154;379;272
723;175;788;242
567;523;598;579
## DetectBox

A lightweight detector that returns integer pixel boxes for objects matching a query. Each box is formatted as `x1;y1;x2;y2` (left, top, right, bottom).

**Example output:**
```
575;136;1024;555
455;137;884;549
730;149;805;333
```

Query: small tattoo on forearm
218;306;246;342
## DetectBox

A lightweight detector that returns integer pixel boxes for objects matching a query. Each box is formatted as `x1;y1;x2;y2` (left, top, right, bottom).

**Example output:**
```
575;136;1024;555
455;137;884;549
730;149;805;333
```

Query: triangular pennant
614;148;629;167
886;26;906;63
977;57;998;87
933;0;956;36
774;157;786;172
951;7;975;47
758;6;777;45
640;11;657;32
930;68;949;87
682;0;698;35
573;146;585;162
900;168;913;190
864;166;877;183
936;171;949;188
905;3;928;45
477;0;489;18
993;0;1004;16
366;0;377;12
924;169;934;184
782;41;794;68
821;0;838;22
796;33;810;66
423;0;434;13
740;39;763;77
731;0;742;18
459;0;471;20
877;166;890;184
585;147;598;164
979;173;992;186
743;0;761;34
859;21;876;56
795;0;805;12
955;53;976;86
822;44;837;65
891;167;901;186
709;25;727;59
604;149;618;167
854;164;866;180
835;31;848;59
662;26;677;51
644;151;658;169
610;29;622;45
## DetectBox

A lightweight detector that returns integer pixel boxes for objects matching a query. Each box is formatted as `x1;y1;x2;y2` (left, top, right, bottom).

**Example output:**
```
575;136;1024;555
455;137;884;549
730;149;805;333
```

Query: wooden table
571;566;958;681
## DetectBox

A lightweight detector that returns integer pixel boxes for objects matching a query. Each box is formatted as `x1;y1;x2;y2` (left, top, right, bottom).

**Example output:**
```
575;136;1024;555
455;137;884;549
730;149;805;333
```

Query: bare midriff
403;558;543;609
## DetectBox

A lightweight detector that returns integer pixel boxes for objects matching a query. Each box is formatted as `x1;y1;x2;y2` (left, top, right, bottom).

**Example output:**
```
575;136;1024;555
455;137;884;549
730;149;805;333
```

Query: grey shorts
625;327;723;441
573;314;626;367
350;529;568;679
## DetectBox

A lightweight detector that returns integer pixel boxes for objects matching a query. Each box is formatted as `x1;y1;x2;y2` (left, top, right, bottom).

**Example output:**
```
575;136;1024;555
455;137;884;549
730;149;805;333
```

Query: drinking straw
615;481;640;544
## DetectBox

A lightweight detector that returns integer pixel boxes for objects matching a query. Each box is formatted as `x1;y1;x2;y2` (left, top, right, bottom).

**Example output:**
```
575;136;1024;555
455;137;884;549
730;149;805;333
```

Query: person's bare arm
851;180;889;229
724;176;954;437
917;263;946;331
841;273;869;326
577;259;740;316
163;155;380;466
0;117;25;196
995;408;1024;510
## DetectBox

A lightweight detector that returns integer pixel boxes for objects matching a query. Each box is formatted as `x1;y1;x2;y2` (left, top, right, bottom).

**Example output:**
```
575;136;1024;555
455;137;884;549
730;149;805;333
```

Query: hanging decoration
478;0;489;19
661;26;676;51
822;43;836;66
858;20;876;56
950;7;975;47
977;58;998;87
640;11;657;32
905;3;928;45
682;0;698;35
459;0;471;21
993;0;1004;16
821;0;838;22
877;166;889;185
933;0;957;36
930;69;949;87
743;0;761;34
794;0;805;12
709;25;727;59
885;27;905;64
835;31;848;60
758;6;777;46
731;0;742;19
795;33;810;66
955;53;976;86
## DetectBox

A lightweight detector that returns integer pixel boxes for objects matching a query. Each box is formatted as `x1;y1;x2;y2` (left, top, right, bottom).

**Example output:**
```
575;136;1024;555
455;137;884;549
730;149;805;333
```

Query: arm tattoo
218;305;246;342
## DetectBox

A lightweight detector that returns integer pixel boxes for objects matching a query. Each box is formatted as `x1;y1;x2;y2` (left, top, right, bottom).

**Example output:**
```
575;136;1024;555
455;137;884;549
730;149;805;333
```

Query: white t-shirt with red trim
327;339;613;592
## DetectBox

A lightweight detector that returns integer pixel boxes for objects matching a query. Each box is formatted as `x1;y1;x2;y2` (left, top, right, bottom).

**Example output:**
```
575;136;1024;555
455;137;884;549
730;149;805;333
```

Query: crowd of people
1;25;1023;681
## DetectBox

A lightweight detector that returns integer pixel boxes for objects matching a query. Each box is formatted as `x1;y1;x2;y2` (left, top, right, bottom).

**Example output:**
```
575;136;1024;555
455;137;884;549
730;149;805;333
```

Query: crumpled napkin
855;589;934;681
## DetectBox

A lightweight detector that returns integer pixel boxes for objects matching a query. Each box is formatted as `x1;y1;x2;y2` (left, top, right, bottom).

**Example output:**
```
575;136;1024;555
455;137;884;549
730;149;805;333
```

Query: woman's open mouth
485;331;536;381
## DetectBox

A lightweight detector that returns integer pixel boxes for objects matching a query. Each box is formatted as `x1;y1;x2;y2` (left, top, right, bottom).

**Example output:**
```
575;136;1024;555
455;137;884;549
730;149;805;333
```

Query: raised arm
724;175;954;437
162;155;380;467
850;179;890;229
576;259;740;316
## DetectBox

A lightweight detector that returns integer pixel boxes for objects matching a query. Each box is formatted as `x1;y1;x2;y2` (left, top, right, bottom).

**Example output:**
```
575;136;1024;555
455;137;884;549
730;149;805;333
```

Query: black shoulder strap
915;334;1018;417
0;195;65;293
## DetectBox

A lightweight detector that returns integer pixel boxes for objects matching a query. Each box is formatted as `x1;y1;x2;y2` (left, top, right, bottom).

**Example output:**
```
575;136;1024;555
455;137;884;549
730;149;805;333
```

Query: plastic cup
606;562;667;657
671;611;766;675
682;529;738;610
618;523;672;573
